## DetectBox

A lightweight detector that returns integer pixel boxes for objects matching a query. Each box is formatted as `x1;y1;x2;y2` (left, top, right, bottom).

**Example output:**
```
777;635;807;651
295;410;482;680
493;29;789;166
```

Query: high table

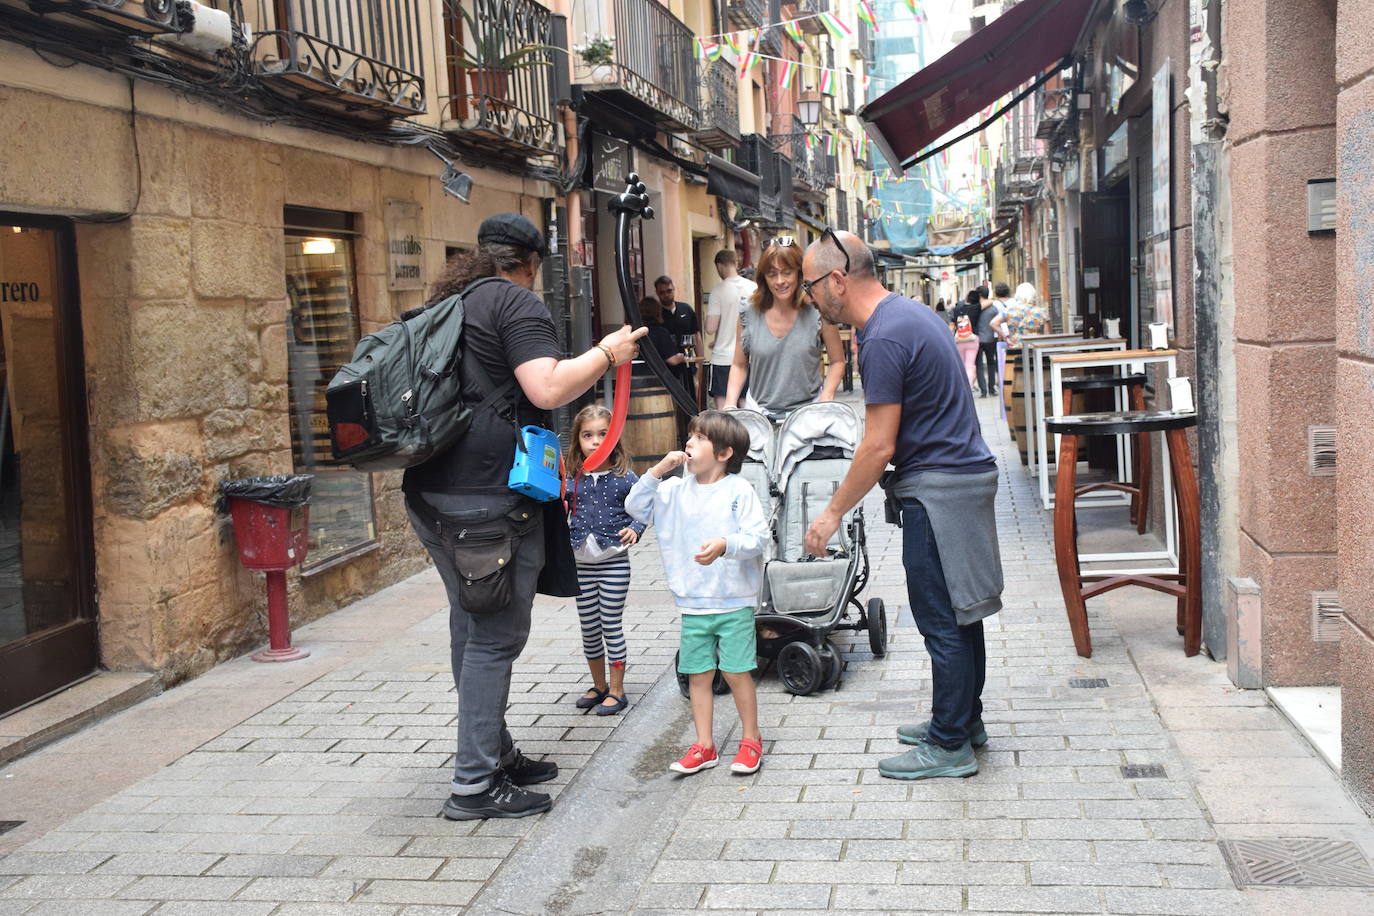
1045;410;1201;658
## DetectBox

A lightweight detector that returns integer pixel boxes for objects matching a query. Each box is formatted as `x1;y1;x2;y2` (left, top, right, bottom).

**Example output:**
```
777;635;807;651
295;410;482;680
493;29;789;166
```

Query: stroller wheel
867;598;889;658
817;638;843;691
674;651;690;699
778;641;823;696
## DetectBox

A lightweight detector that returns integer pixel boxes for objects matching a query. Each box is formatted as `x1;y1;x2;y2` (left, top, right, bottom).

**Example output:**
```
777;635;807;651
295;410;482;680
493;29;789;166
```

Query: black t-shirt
952;301;982;331
661;300;699;342
403;278;561;494
633;323;681;377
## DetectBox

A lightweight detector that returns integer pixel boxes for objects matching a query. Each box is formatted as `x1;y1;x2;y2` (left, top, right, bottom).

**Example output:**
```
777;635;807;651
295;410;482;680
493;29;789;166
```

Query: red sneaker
669;743;719;774
730;737;763;774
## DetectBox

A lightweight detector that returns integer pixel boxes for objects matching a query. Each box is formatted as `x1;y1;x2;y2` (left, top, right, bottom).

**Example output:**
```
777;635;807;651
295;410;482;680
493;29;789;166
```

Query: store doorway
1078;189;1131;341
0;215;97;716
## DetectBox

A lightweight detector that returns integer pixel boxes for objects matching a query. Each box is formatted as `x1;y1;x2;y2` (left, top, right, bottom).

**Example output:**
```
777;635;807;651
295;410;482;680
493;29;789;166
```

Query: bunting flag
825;133;837;155
861;74;871;93
722;31;744;55
819;12;852;40
818;67;834;95
783;19;803;44
695;37;722;61
777;60;796;89
804;131;816;151
738;49;759;78
858;0;879;32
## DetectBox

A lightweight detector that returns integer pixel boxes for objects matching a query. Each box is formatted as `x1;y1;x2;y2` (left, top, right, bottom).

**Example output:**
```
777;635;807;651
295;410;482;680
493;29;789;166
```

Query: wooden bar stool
1060;374;1150;533
1044;410;1201;659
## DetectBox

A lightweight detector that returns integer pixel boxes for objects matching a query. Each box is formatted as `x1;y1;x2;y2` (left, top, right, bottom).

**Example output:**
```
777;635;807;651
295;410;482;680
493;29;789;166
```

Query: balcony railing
726;0;765;28
835;188;849;232
252;0;425;116
797;0;829;33
771;113;817;193
759;0;783;57
816;152;837;189
857;17;875;62
740;134;780;224
694;57;742;149
573;0;700;130
441;0;560;156
1034;87;1074;139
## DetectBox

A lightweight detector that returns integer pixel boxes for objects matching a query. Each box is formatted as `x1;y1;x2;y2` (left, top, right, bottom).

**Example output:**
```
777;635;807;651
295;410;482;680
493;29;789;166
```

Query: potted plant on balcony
449;4;556;108
575;35;616;84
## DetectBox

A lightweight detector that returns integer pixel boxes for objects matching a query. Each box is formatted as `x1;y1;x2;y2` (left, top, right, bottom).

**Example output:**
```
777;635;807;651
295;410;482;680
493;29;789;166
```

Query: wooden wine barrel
1010;361;1031;465
622;383;679;474
1003;348;1021;441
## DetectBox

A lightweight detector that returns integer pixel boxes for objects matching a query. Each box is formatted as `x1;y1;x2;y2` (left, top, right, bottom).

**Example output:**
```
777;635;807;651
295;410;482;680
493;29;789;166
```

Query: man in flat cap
404;214;646;820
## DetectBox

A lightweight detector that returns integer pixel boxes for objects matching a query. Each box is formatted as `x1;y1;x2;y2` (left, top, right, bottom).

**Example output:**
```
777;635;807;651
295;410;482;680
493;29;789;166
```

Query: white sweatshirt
626;472;768;614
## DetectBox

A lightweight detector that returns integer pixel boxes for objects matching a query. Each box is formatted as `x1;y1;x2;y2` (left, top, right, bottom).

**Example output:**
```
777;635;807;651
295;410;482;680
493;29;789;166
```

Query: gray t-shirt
739;302;823;419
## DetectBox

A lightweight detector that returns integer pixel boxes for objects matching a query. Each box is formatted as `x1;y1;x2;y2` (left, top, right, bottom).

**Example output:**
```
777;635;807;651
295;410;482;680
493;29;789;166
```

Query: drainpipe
551;0;582;265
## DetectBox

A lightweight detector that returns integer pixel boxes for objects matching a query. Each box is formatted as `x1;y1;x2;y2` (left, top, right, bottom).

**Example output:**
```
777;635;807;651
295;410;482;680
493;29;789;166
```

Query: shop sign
1151;62;1173;329
592;135;632;195
385;199;424;291
0;281;41;302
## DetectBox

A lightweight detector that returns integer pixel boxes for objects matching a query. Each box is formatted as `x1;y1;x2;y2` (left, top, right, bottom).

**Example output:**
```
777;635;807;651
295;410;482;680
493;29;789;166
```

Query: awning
706;154;761;210
953;223;1016;259
861;0;1098;171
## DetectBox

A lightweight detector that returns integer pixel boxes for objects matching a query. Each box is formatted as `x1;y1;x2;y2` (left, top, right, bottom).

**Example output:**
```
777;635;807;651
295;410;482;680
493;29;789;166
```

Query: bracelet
595;344;616;368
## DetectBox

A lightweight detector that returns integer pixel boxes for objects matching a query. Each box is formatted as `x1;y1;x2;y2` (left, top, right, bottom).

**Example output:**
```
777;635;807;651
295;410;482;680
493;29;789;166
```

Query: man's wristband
595;344;616;368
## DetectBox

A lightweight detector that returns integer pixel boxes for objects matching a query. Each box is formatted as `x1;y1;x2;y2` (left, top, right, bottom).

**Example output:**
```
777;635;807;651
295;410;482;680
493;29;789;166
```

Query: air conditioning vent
1307;425;1336;477
1312;592;1344;643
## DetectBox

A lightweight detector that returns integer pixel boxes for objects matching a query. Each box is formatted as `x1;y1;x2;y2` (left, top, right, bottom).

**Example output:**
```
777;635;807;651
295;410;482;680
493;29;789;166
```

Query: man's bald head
806;230;875;279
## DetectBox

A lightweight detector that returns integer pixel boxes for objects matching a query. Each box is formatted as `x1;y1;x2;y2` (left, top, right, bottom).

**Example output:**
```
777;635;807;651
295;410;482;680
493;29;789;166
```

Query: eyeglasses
764;236;797;247
800;226;849;299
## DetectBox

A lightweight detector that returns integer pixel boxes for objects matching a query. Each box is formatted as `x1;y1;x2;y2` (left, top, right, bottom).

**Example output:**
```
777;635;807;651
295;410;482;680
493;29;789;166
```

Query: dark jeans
975;341;999;395
406;491;544;794
901;497;985;750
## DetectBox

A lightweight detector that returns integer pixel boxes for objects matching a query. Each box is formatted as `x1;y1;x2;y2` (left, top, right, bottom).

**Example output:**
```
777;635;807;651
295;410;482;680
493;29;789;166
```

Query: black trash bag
216;475;314;513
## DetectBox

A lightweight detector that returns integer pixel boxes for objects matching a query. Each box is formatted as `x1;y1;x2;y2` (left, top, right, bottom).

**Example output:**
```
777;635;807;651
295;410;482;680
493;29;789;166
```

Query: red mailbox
220;476;314;663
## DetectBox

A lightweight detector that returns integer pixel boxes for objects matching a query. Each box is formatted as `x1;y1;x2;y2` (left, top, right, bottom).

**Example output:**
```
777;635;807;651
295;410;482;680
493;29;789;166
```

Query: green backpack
325;277;513;472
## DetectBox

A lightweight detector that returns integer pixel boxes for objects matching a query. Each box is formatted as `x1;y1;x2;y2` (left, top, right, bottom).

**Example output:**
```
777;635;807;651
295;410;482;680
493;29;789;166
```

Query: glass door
0;217;97;716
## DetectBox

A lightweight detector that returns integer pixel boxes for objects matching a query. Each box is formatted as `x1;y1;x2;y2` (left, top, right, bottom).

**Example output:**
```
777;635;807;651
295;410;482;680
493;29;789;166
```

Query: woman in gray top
723;238;845;420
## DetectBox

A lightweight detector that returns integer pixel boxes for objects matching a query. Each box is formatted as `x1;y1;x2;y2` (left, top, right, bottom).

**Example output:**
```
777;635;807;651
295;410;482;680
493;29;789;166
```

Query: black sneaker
504;747;558;786
441;770;552;820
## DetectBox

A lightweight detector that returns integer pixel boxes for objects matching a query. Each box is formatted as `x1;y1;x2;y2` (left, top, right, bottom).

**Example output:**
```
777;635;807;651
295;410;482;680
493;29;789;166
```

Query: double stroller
673;401;888;699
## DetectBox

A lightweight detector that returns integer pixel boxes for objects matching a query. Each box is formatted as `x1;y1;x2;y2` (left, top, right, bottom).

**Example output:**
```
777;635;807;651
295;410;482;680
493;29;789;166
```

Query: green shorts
678;607;757;674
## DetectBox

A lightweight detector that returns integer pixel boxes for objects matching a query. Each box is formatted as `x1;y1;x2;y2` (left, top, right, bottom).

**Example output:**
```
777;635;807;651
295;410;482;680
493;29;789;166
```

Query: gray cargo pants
406;491;544;795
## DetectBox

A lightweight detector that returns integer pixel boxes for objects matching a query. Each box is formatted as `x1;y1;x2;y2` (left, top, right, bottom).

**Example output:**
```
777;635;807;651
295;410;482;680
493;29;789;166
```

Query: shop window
282;207;376;569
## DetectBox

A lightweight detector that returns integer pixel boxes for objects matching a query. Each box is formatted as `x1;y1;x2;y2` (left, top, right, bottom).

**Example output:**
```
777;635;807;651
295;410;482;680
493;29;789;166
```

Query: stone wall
1224;0;1340;686
1;77;544;685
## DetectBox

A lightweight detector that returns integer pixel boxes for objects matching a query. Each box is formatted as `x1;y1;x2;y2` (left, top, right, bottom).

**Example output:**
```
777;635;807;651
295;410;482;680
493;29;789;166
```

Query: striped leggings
576;553;631;663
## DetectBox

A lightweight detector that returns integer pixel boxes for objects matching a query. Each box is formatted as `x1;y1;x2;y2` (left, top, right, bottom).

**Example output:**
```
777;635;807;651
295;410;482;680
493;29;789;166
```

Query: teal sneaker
896;718;988;748
878;740;978;780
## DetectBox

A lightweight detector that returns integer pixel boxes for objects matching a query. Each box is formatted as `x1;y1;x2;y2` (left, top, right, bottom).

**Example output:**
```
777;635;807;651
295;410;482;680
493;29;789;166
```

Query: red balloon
580;360;632;473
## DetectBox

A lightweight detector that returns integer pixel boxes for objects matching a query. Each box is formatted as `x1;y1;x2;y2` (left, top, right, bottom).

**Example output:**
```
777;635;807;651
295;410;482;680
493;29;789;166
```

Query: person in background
999;281;1051;346
950;290;983;392
635;297;688;378
934;298;947;314
654;276;701;401
974;289;1006;398
704;250;757;409
724;237;845;420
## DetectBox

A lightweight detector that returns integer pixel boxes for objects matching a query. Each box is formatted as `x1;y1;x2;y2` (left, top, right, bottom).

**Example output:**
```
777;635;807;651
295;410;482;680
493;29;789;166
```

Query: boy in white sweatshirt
626;410;769;775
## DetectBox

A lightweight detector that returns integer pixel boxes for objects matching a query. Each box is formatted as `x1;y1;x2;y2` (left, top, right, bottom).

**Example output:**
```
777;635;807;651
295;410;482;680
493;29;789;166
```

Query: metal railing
759;0;783;56
835;188;849;232
816;152;836;189
770;113;819;192
695;56;742;148
797;0;830;33
740;134;780;223
252;0;426;115
726;0;766;28
441;0;559;155
610;0;700;129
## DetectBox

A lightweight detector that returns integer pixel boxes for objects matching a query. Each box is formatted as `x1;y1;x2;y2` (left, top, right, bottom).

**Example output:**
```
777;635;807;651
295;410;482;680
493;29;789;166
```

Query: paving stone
0;876;135;899
897;861;1027;885
968;885;1102;912
0;854;111;875
828;884;963;910
1093;841;1225;865
21;902;153;915
841;840;963;862
149;905;278;915
234;878;360;902
1030;862;1163;886
353;880;481;906
92;854;222;876
115;877;249;900
649;860;773;884
206;855;330;877
700;883;830;909
1101;887;1247;914
966;839;1093;862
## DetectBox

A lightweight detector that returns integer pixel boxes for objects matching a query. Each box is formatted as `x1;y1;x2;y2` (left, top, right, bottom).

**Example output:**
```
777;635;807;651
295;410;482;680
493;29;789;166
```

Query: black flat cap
478;213;548;257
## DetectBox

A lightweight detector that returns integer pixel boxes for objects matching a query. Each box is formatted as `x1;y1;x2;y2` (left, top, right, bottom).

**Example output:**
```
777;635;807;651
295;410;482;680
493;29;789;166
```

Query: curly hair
748;242;804;313
427;241;537;304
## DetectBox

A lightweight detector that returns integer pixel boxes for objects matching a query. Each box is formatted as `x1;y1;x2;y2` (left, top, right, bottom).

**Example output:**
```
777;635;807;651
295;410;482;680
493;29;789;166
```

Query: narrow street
2;395;1372;915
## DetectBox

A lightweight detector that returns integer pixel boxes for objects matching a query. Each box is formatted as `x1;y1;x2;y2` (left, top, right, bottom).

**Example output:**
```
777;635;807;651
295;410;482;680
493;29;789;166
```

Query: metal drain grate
1069;678;1109;688
1121;764;1167;779
0;821;23;836
1220;839;1374;887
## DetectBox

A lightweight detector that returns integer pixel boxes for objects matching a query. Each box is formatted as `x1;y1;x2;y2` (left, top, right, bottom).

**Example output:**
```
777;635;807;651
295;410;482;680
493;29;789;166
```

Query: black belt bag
879;469;903;528
415;497;539;615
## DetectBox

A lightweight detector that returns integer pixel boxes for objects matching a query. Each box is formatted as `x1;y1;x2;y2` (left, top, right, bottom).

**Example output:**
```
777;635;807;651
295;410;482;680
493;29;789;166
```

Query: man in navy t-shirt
801;230;1004;782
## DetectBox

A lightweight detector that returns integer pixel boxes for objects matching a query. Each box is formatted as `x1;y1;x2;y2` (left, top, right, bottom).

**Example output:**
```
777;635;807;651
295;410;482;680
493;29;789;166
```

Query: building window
283;207;376;569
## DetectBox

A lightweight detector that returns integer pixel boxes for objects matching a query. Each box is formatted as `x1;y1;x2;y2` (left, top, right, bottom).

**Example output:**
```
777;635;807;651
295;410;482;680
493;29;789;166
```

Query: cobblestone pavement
2;394;1374;914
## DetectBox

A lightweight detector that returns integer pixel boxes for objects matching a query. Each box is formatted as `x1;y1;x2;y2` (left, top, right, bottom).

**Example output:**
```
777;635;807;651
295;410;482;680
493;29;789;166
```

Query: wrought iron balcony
816;152;836;189
1034;86;1074;139
770;114;818;193
856;17;874;62
726;0;765;29
840;71;856;114
572;0;700;131
797;0;829;33
251;0;425;117
758;0;783;57
739;134;780;224
441;0;560;156
835;188;849;232
694;57;741;149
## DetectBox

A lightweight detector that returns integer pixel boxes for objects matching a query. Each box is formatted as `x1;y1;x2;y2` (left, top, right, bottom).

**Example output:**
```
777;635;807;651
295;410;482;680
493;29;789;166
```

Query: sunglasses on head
800;226;850;299
764;236;797;247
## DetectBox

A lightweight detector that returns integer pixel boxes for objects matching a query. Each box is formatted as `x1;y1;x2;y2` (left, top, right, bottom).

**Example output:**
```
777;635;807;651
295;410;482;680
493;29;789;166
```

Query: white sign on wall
1151;62;1174;330
386;199;424;291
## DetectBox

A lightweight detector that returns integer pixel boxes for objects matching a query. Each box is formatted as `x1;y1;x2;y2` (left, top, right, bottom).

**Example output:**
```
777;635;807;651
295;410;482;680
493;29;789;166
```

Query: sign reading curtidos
385;199;424;291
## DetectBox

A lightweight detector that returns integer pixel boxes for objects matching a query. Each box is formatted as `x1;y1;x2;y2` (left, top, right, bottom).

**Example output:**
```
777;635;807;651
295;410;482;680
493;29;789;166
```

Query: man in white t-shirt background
703;249;757;408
